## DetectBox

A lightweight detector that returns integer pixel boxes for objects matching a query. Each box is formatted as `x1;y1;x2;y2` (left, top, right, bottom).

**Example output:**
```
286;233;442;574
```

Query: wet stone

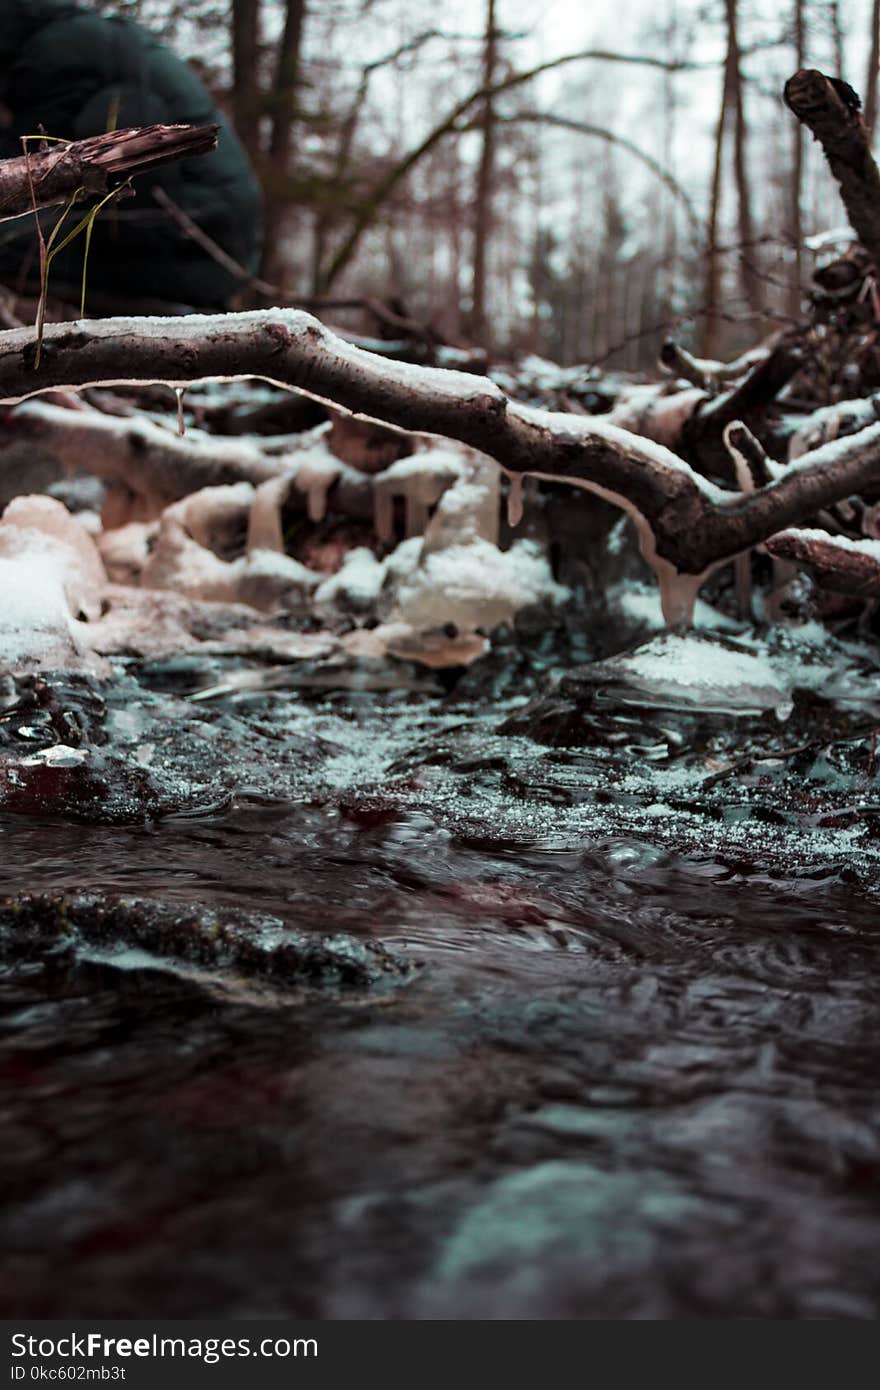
0;891;417;1001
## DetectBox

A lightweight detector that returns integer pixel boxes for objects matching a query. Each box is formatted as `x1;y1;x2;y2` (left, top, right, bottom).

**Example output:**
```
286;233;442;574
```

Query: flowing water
2;626;880;1319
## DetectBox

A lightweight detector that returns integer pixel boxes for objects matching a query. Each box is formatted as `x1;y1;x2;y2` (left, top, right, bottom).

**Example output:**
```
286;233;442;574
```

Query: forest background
89;0;880;369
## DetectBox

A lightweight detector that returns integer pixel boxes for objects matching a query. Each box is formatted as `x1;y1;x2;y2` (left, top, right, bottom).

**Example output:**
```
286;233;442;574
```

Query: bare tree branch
317;47;722;291
784;69;880;266
486;111;701;233
766;529;880;595
0;125;218;224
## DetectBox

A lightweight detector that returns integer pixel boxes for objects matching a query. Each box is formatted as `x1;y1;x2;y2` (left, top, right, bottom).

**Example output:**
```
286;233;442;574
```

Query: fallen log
2;397;286;523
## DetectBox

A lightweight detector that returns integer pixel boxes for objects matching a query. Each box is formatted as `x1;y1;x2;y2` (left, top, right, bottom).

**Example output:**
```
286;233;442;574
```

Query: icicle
655;567;706;630
474;458;500;546
507;473;524;529
295;460;341;523
515;466;712;629
247;474;289;554
405;482;430;539
175;388;186;437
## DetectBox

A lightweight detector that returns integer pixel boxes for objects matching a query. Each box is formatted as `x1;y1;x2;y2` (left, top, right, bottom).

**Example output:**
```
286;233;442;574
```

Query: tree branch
765;528;880;596
3;310;880;624
483;110;701;234
0;125;218;223
317;47;720;291
783;69;880;267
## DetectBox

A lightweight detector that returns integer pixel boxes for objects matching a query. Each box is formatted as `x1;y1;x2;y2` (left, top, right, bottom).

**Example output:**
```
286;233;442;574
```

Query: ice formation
295;454;347;523
314;547;386;617
595;631;794;719
609;581;746;637
301;444;566;650
238;548;319;611
504;463;712;629
372;451;463;544
247;474;291;553
98;521;155;584
141;507;244;603
506;473;524;529
0;495;106;621
174;481;255;556
0;413;562;673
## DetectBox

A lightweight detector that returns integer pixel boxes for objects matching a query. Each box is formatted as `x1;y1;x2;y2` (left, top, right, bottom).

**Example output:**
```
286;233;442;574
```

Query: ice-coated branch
3;309;880;622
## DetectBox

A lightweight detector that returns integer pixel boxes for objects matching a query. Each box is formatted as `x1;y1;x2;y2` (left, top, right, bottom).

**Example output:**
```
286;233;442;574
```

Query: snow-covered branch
3;309;880;623
3;398;285;523
765;529;880;597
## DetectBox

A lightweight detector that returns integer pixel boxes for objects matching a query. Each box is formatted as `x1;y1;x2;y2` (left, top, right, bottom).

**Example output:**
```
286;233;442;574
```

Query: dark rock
0;891;417;1000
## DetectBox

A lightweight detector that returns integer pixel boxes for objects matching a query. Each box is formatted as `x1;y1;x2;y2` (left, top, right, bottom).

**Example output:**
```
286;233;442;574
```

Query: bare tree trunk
660;12;678;315
727;0;761;317
468;0;498;345
448;151;464;340
701;58;729;359
261;0;308;285
231;0;262;156
701;0;760;357
865;0;880;139
830;0;845;77
789;0;805;319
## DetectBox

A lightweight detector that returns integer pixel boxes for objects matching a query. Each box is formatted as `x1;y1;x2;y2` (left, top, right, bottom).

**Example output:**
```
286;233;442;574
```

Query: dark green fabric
0;0;262;307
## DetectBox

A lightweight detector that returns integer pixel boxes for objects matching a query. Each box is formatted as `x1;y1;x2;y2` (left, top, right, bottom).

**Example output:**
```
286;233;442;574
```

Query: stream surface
2;632;880;1319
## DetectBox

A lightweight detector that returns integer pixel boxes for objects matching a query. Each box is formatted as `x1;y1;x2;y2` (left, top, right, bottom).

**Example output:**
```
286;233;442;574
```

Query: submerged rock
0;891;417;1002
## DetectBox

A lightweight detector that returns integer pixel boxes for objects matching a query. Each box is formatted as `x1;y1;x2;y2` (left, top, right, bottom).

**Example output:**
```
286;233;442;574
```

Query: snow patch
392;538;566;633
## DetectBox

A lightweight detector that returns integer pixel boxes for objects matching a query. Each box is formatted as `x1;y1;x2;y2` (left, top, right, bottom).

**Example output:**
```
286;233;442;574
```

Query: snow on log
3;398;286;523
